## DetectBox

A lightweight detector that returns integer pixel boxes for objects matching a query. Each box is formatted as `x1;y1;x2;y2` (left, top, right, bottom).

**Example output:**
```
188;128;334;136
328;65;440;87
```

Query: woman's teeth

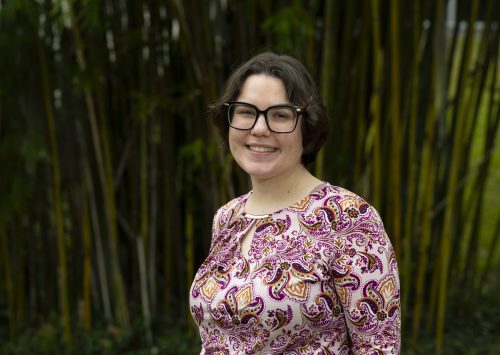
248;145;275;153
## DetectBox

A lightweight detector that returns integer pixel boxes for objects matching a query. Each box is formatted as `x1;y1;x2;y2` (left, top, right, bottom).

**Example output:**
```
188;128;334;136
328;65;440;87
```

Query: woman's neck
245;166;323;215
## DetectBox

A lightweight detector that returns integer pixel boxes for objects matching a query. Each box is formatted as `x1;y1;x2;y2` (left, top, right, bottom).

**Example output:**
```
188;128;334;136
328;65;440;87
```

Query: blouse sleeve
208;208;222;252
207;194;246;252
330;203;401;354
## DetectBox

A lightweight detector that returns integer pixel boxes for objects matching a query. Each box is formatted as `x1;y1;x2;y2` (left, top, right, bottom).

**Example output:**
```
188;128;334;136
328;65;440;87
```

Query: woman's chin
243;166;278;182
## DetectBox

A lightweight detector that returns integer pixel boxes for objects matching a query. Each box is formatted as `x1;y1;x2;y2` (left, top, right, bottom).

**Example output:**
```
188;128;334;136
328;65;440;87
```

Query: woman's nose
250;113;271;135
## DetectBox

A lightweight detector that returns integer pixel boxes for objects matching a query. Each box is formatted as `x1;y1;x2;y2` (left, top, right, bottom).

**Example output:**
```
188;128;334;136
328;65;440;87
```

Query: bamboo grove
0;0;499;353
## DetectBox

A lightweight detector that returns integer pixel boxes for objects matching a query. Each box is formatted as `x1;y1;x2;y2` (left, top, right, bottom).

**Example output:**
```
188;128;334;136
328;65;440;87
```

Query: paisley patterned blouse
189;183;401;354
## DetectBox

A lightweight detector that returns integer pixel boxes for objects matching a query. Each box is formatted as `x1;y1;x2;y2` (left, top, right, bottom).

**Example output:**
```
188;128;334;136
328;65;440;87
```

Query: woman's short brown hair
210;52;328;165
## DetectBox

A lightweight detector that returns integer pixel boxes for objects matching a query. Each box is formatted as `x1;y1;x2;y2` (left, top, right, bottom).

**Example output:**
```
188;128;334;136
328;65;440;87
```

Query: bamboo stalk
426;253;440;333
148;118;160;315
354;4;369;195
0;227;16;339
81;182;92;332
138;35;152;340
83;154;112;321
140;106;150;306
163;170;174;313
137;236;153;345
479;215;500;295
11;224;25;339
475;32;500;294
167;0;205;103
161;63;179;315
369;0;383;208
68;3;130;328
459;15;496;306
422;0;456;337
336;1;357;187
100;111;130;328
38;37;72;345
304;1;318;79
412;105;438;346
317;0;336;181
402;0;425;317
389;0;402;256
185;203;195;332
435;1;480;353
413;2;446;339
162;112;175;313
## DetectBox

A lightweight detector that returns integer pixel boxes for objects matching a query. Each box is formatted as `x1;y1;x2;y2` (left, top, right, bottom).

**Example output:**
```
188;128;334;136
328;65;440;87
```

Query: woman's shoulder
315;182;373;206
311;182;384;224
212;191;250;223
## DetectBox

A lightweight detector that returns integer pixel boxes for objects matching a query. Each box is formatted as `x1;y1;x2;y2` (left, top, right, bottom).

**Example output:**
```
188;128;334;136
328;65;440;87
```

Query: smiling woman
189;52;401;354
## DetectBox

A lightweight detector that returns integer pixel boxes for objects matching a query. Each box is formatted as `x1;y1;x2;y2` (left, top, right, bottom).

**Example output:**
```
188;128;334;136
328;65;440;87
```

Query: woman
190;52;401;354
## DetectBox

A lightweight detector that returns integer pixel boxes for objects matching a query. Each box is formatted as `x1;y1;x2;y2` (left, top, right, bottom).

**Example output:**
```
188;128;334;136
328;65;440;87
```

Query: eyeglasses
224;102;304;133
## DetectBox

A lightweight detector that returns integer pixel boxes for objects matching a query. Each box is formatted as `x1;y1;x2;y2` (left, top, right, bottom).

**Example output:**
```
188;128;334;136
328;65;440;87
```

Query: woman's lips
247;145;277;153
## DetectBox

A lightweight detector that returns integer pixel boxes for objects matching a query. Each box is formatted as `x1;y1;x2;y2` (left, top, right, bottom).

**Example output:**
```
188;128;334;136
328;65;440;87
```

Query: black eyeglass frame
223;101;305;133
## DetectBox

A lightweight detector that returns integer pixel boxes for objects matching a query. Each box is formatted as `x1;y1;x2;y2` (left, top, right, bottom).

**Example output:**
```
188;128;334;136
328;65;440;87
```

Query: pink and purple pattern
190;183;401;354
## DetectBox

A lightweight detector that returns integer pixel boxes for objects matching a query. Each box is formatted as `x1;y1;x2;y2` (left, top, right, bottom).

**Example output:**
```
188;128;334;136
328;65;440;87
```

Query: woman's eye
272;110;292;120
235;108;256;117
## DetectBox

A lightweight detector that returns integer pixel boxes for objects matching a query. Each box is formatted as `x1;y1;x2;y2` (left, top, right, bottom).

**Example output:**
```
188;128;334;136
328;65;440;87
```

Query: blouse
189;182;401;354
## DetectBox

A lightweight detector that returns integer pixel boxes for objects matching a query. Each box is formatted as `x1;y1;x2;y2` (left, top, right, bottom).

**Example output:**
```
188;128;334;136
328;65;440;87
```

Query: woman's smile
246;145;278;153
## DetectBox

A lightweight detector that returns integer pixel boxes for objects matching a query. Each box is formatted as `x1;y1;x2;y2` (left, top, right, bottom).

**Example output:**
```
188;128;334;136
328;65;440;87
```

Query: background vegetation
0;0;499;354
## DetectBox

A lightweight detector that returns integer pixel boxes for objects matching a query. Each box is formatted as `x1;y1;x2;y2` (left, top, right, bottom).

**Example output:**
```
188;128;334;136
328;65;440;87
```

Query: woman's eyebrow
237;101;293;107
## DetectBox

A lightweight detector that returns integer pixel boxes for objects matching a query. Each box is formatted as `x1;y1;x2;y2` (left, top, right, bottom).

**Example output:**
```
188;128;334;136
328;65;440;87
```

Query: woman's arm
331;204;401;354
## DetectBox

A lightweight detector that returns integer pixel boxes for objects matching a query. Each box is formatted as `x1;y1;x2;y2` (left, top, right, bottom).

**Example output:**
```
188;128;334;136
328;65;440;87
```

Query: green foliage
403;294;500;354
179;138;208;173
0;0;39;24
0;130;45;225
78;0;103;31
262;1;315;52
0;317;201;355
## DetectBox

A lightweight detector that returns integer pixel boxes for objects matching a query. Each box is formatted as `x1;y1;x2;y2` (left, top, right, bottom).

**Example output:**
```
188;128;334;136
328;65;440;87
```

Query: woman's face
228;74;303;183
